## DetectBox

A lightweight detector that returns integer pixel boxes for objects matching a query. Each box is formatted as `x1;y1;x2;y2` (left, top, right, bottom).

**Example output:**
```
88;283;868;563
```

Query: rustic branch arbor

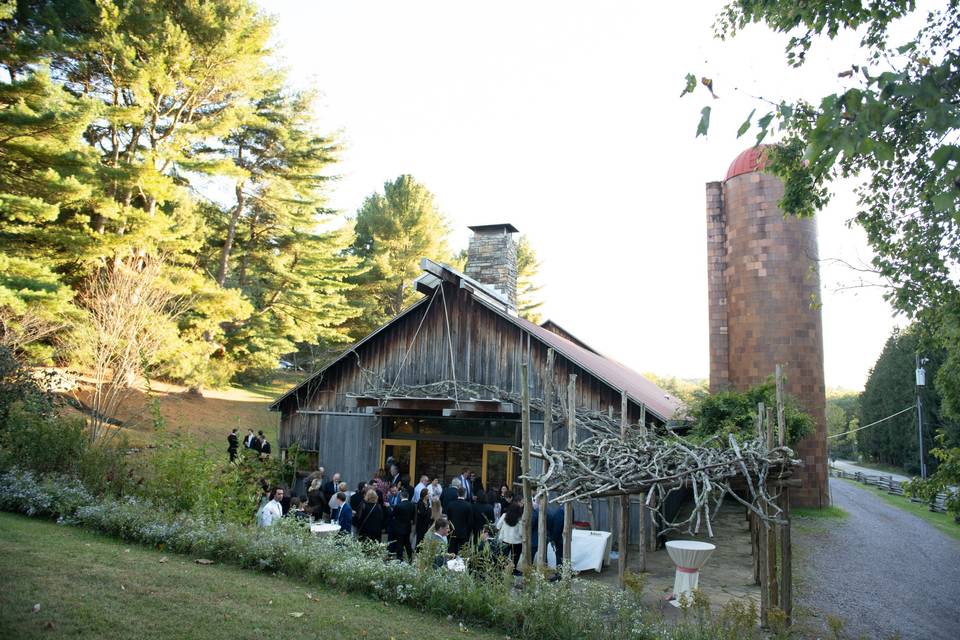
357;356;798;627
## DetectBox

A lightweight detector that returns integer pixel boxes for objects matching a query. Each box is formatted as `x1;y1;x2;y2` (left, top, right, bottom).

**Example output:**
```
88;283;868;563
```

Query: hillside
59;373;300;449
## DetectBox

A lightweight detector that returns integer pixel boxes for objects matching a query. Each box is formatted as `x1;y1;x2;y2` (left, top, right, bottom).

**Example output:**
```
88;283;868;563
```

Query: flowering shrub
0;468;762;640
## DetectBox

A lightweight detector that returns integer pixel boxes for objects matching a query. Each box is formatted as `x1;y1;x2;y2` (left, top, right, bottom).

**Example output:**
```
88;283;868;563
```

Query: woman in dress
356;488;385;544
415;486;432;547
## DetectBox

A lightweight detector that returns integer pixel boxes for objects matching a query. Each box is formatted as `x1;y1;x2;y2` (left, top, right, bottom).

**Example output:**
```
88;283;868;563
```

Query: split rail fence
830;468;954;515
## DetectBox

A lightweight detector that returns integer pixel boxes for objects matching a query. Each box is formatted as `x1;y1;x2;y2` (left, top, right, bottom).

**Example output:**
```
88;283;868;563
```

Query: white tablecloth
665;540;715;606
542;529;613;573
310;523;341;537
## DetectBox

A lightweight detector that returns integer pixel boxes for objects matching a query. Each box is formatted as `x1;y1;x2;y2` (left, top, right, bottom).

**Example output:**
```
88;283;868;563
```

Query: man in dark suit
227;428;239;462
532;504;567;569
471;491;496;542
440;478;460;511
387;488;416;561
335;492;353;535
456;468;473;502
444;486;474;555
320;470;338;520
546;504;565;566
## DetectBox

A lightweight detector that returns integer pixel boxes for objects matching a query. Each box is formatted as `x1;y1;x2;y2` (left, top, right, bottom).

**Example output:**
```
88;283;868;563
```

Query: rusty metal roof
512;314;681;423
725;145;769;181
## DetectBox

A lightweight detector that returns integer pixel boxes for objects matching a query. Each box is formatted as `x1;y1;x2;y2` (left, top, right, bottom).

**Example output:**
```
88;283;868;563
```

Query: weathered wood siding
278;284;657;425
286;412;379;488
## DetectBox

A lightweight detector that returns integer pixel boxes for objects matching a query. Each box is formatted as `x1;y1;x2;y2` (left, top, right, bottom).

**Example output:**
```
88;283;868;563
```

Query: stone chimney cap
468;223;518;234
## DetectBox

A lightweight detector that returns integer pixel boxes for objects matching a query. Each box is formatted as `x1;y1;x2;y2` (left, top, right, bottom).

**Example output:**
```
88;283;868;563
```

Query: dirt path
794;478;960;640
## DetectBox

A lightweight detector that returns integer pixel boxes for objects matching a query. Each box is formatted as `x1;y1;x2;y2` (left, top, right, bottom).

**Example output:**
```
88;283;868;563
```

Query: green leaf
737;109;756;138
680;73;697;97
696;106;712;137
932;191;955;211
931;145;958;170
873;141;894;163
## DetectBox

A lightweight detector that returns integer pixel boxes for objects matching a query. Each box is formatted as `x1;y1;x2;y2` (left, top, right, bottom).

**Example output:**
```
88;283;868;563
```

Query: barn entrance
379;415;518;491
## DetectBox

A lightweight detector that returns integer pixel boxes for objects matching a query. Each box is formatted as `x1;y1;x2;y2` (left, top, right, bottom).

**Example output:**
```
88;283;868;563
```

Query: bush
0;468;768;640
688;381;813;445
0;346;55;428
0;402;86;474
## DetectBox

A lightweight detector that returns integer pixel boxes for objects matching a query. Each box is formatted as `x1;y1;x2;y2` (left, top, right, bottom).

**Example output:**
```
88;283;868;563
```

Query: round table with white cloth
665;540;716;606
310;523;341;537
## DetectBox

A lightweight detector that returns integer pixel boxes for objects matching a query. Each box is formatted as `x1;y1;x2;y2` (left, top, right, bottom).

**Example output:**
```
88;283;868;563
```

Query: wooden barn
270;224;681;508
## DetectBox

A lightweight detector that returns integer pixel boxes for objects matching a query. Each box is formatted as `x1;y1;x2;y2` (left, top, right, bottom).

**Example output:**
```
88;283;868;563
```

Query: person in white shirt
496;499;524;575
428;478;443;505
258;487;284;527
412;475;429;509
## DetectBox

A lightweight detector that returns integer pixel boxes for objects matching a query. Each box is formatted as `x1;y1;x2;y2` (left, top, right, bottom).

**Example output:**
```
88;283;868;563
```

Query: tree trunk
216;181;245;286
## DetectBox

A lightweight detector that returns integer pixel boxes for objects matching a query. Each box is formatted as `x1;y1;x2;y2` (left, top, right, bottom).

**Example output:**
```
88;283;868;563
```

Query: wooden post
562;374;576;566
759;501;769;627
775;364;792;624
775;365;786;444
637;402;647;571
618;391;629;589
765;406;778;610
520;361;532;572
536;349;554;570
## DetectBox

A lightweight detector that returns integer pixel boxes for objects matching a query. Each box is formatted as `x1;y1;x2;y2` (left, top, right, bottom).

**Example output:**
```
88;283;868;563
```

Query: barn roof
270;260;682;422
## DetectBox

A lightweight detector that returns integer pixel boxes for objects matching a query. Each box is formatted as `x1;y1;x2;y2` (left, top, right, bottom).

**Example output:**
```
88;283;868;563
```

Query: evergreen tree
859;327;959;474
0;69;97;323
1;0;275;384
194;89;361;381
516;235;544;323
349;175;452;337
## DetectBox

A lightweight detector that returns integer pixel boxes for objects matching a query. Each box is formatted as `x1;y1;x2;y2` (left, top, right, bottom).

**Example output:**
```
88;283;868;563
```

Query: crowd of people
227;428;272;462
254;459;565;576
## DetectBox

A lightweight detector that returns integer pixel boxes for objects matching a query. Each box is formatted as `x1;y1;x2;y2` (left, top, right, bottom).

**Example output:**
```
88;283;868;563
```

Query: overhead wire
827;404;916;439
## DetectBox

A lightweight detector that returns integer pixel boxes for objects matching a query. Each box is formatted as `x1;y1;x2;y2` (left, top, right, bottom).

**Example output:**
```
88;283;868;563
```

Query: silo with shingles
706;146;829;508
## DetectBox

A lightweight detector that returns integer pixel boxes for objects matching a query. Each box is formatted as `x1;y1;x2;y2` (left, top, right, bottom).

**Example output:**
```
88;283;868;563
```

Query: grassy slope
839;477;960;543
0;512;500;640
64;374;301;449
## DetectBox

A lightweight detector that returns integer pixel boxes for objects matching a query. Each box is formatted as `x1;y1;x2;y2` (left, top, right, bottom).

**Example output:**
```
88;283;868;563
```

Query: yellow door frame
481;443;514;490
381;438;417;479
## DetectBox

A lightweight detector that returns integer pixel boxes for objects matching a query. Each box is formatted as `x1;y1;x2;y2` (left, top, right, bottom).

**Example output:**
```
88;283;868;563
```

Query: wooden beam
775;364;786;447
637;403;647;571
562;374;577;567
520;361;532;573
776;363;792;625
537;349;554;570
618;391;629;589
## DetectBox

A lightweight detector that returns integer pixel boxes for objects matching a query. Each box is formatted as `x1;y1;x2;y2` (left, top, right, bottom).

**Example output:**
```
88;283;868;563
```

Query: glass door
381;439;416;486
482;444;513;495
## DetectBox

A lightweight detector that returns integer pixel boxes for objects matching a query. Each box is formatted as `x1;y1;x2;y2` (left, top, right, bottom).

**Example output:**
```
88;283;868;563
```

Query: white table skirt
310;523;341;537
665;540;715;605
540;529;612;573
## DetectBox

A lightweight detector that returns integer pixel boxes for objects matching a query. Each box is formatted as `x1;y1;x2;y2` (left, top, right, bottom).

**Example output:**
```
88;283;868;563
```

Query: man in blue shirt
335;492;352;534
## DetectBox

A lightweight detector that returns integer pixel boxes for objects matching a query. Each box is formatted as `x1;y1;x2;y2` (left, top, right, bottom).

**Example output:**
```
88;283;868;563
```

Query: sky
262;0;916;390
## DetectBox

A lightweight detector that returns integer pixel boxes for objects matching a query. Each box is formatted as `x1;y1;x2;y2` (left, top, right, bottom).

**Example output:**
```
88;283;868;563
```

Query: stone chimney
464;223;518;310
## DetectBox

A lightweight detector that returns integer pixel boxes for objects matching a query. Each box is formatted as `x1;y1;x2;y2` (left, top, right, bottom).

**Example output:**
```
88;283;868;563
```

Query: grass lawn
0;513;501;640
839;477;960;543
792;505;848;519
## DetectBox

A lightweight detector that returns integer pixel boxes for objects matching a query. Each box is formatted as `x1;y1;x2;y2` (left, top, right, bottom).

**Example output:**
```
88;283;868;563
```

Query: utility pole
915;354;927;479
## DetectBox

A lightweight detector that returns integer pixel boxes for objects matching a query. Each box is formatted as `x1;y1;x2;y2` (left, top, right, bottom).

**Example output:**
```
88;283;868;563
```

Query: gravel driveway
794;479;960;640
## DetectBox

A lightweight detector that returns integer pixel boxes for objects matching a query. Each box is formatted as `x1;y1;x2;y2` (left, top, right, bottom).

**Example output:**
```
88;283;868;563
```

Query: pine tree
516;235;544;323
0;69;98;322
1;0;275;383
195;89;362;380
349;175;453;337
